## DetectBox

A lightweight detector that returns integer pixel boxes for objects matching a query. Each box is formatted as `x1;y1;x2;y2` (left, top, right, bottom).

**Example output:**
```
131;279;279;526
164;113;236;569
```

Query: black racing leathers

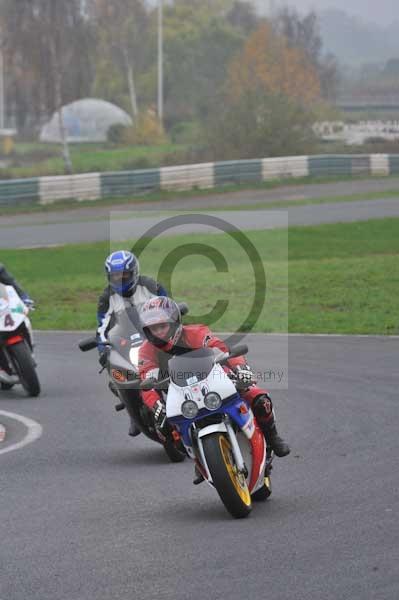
0;264;27;299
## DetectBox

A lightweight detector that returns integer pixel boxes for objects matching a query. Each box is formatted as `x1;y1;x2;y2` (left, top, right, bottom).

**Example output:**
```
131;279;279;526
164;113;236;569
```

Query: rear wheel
0;350;14;390
251;475;272;502
8;342;40;397
1;382;14;390
202;432;252;519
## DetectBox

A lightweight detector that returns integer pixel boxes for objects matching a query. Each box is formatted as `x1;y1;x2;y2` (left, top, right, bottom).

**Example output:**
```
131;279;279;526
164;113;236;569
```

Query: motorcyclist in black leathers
0;264;33;305
0;264;34;384
96;250;167;437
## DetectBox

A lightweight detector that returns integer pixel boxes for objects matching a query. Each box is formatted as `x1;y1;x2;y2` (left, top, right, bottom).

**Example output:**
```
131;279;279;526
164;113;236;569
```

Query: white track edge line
0;410;43;455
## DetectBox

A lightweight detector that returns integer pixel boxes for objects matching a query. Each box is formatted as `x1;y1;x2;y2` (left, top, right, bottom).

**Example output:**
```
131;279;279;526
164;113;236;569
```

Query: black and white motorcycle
0;284;40;397
79;305;187;463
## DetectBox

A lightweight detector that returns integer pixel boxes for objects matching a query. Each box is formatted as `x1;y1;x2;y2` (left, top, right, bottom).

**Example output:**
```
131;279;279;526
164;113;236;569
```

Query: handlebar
139;344;249;390
78;336;111;352
225;344;248;360
140;377;170;391
78;337;98;352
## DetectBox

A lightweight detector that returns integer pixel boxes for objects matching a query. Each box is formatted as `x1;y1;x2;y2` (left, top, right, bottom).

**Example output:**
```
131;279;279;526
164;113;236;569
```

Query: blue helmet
105;251;140;295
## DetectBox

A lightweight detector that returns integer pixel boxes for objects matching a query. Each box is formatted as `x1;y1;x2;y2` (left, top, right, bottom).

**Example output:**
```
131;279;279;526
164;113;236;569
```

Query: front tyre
202;432;252;519
8;341;40;397
163;437;186;463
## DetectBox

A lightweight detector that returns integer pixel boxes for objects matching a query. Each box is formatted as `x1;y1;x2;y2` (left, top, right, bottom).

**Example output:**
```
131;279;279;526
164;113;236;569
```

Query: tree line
0;0;339;160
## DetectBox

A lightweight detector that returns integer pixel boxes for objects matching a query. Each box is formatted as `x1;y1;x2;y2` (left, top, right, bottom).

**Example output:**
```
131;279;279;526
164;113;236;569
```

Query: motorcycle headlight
129;347;140;367
204;392;222;411
181;400;199;419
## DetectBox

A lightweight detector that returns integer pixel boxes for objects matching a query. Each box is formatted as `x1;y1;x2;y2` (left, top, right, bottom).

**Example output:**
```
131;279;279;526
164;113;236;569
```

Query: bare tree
0;0;94;139
47;0;73;173
274;7;340;101
90;0;149;119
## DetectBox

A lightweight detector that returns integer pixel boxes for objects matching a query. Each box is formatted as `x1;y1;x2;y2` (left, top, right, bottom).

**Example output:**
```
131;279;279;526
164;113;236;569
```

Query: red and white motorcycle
141;344;273;519
0;284;40;397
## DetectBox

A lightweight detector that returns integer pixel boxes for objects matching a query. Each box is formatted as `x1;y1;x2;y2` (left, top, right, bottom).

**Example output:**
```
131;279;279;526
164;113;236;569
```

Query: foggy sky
255;0;397;25
146;1;396;27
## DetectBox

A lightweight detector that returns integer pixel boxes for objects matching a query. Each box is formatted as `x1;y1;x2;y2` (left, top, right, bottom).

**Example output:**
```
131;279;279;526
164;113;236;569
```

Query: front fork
191;416;248;486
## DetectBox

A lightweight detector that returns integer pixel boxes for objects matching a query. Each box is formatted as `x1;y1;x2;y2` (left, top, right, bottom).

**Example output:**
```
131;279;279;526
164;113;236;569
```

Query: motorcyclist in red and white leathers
138;297;290;482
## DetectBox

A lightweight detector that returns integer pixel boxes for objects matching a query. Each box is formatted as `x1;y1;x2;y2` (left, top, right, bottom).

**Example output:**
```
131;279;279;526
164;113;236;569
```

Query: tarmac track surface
2;175;399;225
1;332;398;600
1;178;399;248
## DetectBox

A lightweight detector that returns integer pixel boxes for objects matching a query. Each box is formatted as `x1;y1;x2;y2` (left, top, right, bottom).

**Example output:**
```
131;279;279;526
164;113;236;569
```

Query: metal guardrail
0;154;398;207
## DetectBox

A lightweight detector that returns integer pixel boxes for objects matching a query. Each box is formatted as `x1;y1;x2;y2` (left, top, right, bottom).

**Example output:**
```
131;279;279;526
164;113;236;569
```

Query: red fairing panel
248;422;266;492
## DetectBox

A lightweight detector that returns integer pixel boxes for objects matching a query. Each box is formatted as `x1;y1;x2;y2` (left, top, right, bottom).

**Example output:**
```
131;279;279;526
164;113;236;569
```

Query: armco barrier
370;154;389;176
309;155;352;178
214;159;262;186
1;154;399;207
39;173;101;204
101;168;161;198
262;156;309;180
160;163;214;190
389;155;399;174
0;177;39;206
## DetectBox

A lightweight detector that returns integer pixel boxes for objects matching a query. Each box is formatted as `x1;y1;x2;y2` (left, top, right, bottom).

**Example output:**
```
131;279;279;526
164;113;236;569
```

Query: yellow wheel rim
219;436;251;506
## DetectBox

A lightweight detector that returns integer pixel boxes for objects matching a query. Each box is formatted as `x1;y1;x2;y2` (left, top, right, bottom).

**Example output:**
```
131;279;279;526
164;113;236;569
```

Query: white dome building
40;98;133;143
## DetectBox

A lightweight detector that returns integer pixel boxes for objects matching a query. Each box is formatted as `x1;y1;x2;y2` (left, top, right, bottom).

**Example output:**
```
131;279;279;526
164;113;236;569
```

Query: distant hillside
319;9;399;65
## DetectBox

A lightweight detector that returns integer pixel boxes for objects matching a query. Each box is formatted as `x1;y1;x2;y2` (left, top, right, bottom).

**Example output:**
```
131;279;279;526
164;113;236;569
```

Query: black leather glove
21;295;35;309
153;399;167;430
235;364;255;385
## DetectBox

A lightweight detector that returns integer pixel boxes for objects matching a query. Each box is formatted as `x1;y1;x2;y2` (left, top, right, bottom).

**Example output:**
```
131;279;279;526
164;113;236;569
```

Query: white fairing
165;358;266;494
0;285;31;333
166;363;237;419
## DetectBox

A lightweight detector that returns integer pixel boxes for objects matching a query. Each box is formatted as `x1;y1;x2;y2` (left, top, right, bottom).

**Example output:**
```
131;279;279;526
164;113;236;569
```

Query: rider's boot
108;380;119;398
128;417;141;437
253;394;290;458
109;381;141;437
263;422;290;457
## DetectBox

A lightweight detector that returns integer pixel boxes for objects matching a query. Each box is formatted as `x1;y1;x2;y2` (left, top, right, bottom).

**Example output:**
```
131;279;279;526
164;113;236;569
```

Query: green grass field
2;218;399;334
2;142;186;179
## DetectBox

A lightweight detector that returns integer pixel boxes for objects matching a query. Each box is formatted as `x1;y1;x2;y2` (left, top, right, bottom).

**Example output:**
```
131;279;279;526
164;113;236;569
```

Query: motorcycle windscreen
108;306;142;341
0;284;9;312
168;347;216;387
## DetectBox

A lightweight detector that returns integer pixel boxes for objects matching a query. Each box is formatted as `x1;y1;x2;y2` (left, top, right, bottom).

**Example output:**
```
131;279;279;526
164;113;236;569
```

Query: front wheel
202;432;252;519
8;341;40;397
163;437;186;463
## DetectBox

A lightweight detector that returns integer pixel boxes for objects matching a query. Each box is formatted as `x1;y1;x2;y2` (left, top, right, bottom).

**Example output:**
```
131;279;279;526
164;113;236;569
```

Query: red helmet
140;297;182;350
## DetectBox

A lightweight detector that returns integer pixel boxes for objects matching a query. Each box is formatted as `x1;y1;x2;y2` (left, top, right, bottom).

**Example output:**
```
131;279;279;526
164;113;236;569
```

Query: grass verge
2;218;398;334
1;142;186;179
